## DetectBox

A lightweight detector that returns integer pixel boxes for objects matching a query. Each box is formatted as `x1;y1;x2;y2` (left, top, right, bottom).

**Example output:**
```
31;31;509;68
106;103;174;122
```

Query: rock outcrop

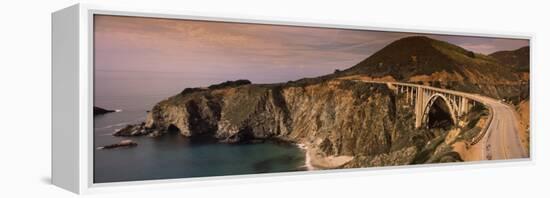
94;106;115;116
117;79;462;168
114;122;162;137
97;140;137;149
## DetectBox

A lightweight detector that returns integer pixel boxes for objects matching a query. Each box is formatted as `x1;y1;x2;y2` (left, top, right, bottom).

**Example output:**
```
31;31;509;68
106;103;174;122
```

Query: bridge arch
421;93;457;128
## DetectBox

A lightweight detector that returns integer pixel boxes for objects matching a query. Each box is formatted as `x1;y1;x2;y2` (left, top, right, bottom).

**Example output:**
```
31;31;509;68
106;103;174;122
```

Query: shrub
180;87;203;96
208;79;251;90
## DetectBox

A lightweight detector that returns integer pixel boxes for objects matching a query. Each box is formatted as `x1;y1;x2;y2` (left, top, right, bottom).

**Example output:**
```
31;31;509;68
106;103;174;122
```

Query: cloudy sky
93;15;528;99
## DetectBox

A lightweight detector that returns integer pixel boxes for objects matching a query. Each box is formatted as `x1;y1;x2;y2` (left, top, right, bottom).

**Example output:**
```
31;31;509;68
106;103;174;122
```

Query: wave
94;116;146;131
296;143;315;171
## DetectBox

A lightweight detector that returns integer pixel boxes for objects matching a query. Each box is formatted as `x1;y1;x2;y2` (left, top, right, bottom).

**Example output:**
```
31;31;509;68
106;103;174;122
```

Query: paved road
467;94;528;160
354;79;528;160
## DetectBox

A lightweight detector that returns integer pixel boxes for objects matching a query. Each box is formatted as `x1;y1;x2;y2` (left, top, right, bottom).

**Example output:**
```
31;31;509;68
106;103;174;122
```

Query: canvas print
93;14;530;183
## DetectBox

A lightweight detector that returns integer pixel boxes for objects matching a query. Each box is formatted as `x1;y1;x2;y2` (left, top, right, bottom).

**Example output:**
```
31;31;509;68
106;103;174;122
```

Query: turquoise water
93;96;306;183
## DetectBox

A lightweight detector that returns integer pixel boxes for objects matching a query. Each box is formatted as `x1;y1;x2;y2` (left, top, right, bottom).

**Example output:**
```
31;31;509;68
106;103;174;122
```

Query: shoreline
296;143;354;170
296;143;316;171
101;116;342;172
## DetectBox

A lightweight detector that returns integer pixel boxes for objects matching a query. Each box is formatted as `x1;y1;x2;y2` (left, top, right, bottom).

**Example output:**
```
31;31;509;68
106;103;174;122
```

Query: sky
93;15;528;100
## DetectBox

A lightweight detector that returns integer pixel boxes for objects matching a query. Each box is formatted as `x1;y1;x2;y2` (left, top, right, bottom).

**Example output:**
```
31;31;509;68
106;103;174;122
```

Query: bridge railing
389;82;486;105
467;105;493;147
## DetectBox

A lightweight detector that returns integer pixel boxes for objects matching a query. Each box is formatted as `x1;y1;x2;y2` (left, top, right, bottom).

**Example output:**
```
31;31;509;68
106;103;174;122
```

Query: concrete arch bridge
356;80;528;160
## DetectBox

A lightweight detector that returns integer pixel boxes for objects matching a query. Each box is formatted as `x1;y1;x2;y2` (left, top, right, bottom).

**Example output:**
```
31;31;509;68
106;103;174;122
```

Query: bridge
391;82;476;129
355;80;528;160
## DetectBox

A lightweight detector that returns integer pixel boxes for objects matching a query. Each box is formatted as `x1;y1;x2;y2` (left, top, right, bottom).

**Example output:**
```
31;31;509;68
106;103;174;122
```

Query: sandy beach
297;143;354;170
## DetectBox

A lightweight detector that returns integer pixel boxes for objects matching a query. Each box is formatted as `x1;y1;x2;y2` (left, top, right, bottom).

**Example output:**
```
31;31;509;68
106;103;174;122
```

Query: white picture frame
52;3;534;194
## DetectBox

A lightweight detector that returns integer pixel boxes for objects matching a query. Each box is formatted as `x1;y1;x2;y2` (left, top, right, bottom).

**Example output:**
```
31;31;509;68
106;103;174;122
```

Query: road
467;94;528;160
354;79;529;160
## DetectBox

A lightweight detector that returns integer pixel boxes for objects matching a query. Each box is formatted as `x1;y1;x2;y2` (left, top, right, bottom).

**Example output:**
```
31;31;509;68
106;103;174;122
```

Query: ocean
93;93;306;183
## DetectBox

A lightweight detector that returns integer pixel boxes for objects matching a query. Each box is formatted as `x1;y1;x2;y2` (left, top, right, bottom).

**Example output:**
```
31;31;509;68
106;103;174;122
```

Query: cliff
116;79;467;168
143;80;400;154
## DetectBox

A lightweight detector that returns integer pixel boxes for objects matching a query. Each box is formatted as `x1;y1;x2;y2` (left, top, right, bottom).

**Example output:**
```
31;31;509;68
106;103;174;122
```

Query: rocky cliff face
117;79;460;168
116;78;473;168
146;80;400;152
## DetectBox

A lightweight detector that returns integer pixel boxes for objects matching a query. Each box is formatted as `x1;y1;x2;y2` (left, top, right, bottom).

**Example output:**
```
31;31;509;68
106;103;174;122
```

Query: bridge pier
410;87;414;105
459;97;466;117
405;86;409;104
414;87;424;128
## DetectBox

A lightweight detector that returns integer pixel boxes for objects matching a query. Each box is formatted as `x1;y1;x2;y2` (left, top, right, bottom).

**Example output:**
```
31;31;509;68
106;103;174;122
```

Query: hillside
337;36;518;84
490;46;530;73
329;36;527;100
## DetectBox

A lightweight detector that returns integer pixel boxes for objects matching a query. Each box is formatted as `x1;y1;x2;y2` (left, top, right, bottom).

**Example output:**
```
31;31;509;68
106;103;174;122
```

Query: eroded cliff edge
116;79;479;169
